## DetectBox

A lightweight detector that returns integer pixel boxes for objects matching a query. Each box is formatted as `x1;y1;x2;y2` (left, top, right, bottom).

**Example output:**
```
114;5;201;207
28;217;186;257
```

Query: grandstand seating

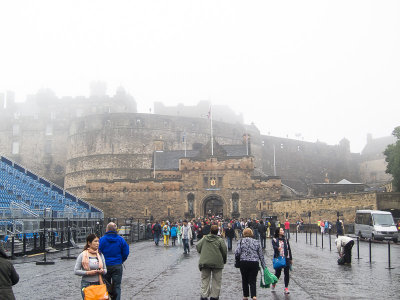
0;155;103;219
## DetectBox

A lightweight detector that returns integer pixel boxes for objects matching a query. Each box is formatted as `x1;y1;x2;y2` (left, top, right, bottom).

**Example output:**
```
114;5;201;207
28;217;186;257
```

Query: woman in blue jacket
272;227;293;295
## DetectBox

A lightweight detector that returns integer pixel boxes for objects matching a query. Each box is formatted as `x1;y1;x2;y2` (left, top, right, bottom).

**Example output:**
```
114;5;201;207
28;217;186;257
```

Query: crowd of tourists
0;215;357;299
149;217;293;299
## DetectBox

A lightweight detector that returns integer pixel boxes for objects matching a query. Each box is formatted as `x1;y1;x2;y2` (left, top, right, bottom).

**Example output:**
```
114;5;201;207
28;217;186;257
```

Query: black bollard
356;237;361;260
316;230;318;247
369;238;372;263
296;229;297;243
11;236;15;259
329;232;331;251
23;233;26;255
321;231;324;249
34;233;37;251
60;230;64;250
310;230;312;245
137;220;140;242
386;241;394;270
306;230;308;243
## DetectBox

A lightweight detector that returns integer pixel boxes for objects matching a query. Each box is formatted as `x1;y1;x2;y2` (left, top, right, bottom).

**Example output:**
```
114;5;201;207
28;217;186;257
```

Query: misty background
1;0;399;153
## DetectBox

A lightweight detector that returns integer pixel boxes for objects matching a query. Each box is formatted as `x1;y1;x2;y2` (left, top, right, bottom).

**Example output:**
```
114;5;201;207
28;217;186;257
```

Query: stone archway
203;195;224;218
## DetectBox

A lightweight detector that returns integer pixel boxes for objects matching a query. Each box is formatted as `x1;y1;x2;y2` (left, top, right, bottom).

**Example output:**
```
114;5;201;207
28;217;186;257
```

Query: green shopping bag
260;267;278;289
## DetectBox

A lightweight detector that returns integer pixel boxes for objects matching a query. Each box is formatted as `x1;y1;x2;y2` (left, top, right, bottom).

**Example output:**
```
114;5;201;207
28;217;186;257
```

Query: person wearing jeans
225;223;235;251
182;220;192;254
99;222;129;300
272;227;293;295
152;221;161;246
258;220;267;249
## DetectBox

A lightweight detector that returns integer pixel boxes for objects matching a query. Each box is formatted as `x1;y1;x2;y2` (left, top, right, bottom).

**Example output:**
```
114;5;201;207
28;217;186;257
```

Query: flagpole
246;134;249;156
184;134;187;158
210;106;213;156
273;144;277;176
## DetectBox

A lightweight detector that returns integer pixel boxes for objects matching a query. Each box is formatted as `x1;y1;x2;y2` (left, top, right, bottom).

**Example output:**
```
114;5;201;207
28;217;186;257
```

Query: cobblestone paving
12;233;400;299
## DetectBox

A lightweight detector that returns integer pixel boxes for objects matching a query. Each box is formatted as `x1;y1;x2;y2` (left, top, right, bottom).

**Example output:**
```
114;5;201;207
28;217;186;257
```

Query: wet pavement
12;233;400;299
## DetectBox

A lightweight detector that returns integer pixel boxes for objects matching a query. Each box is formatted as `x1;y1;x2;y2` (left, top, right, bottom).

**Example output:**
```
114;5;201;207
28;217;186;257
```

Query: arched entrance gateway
203;195;224;218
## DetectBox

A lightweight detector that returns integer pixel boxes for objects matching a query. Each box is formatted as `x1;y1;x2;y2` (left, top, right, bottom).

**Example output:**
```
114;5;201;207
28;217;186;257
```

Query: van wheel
371;233;375;241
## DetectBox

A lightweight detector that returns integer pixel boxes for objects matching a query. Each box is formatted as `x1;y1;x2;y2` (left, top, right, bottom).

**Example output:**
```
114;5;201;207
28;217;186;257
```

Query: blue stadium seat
1;155;101;218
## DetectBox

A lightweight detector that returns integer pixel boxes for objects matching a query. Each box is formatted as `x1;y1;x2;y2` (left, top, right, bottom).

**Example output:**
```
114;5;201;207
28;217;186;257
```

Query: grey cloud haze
1;0;399;153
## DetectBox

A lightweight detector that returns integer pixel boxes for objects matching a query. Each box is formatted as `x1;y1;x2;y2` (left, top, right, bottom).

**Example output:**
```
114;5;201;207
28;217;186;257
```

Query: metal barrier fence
0;217;155;257
0;217;103;257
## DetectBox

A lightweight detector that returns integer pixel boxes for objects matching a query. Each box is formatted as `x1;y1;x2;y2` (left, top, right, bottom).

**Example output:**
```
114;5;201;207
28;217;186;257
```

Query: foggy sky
1;1;399;153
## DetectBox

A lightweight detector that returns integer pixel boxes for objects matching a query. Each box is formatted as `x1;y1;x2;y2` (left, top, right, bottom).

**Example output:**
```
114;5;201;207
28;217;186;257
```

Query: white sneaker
271;284;276;292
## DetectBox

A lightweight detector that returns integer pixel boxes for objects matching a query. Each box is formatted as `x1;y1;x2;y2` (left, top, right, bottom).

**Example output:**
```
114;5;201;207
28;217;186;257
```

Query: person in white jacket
335;235;354;265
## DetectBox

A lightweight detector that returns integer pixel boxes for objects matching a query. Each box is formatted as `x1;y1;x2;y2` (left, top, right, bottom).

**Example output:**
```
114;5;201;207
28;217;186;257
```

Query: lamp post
153;150;164;179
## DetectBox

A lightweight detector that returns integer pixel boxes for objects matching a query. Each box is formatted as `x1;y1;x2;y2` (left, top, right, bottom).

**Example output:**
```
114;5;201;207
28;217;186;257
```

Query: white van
355;210;398;242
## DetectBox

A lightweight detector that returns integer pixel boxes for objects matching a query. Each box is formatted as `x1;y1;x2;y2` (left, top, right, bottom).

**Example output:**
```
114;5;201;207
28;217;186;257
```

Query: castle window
232;192;239;212
203;177;208;187
12;142;19;154
12;124;20;136
45;124;53;136
187;193;194;215
218;177;223;187
44;141;52;154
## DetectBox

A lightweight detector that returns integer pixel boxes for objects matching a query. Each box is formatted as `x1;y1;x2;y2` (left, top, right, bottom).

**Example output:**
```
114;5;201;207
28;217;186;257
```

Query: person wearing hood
196;224;227;300
99;222;129;300
0;244;19;300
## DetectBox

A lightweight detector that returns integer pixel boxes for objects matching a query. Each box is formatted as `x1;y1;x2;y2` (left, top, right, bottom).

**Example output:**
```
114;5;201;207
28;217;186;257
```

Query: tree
384;126;400;191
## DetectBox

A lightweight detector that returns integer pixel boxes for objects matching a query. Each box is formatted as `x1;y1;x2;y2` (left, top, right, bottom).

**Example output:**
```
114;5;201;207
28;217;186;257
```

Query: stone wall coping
275;191;377;202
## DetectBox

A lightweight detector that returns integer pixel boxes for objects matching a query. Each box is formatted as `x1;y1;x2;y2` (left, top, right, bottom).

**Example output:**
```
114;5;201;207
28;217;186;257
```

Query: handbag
83;274;109;300
272;256;286;270
234;239;242;268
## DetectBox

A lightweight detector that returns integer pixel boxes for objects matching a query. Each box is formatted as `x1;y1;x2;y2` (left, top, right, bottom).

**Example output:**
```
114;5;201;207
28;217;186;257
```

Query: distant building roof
336;179;353;184
361;135;396;157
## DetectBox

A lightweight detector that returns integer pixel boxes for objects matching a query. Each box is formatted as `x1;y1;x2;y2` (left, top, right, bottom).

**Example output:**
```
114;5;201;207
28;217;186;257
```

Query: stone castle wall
1;96;371;203
85;156;281;219
65;113;262;200
0;114;69;186
261;136;361;183
271;192;378;224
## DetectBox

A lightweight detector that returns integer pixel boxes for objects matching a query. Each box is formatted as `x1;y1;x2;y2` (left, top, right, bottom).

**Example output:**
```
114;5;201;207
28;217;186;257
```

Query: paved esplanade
13;234;400;299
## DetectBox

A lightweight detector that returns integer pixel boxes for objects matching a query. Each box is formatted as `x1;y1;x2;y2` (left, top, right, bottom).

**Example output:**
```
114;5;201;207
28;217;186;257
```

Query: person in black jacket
0;244;19;300
258;220;267;249
202;221;211;235
224;223;235;251
272;228;293;295
152;220;162;246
